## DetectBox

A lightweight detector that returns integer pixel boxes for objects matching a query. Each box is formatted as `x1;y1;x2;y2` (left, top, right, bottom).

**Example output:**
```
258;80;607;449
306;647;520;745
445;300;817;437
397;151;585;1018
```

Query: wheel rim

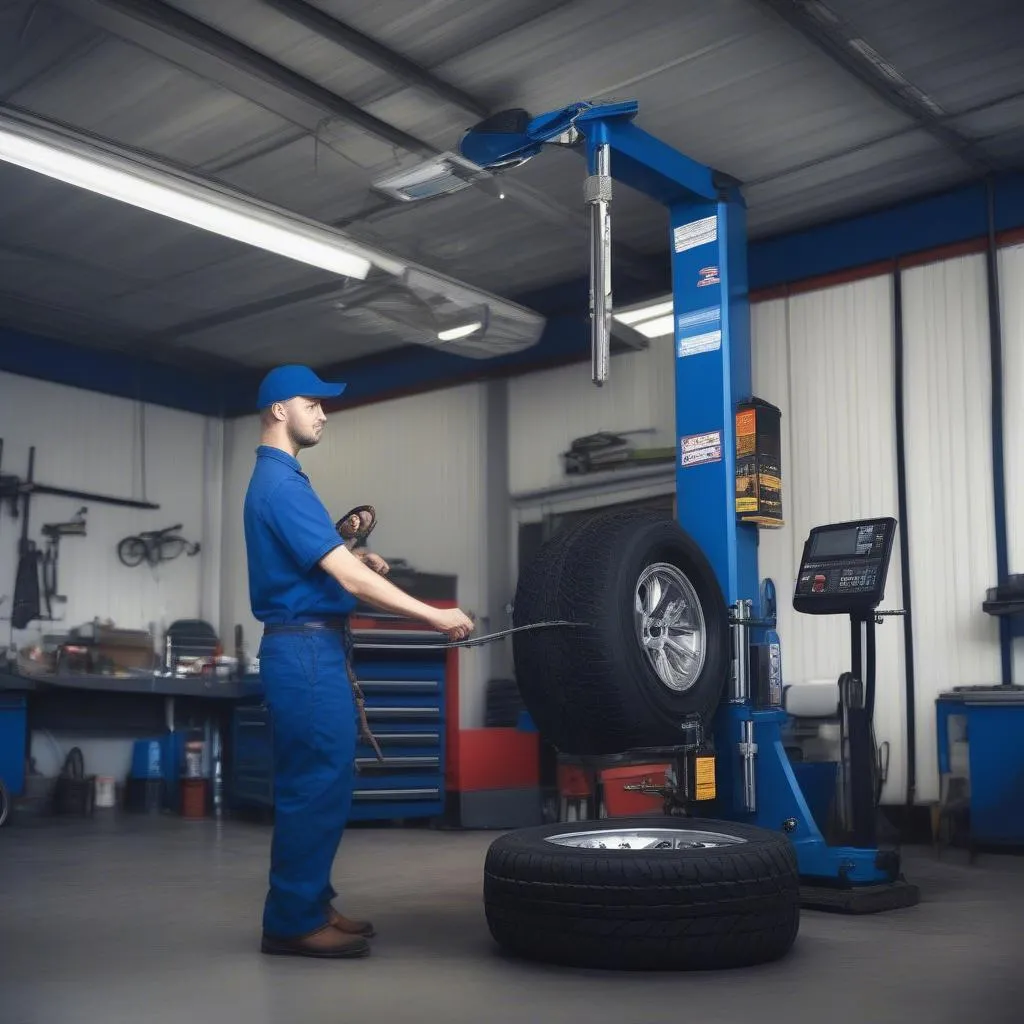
545;827;746;850
634;562;706;692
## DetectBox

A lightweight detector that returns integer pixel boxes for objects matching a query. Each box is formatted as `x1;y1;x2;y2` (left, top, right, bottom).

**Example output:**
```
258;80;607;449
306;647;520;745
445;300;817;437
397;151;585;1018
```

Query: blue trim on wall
0;328;231;416
5;171;1024;416
748;172;1024;291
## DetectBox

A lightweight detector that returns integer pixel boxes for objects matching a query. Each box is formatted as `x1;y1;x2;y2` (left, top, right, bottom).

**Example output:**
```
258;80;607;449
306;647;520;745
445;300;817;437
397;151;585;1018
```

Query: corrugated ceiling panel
753;276;907;805
998;243;1024;683
219;384;492;725
900;254;1000;804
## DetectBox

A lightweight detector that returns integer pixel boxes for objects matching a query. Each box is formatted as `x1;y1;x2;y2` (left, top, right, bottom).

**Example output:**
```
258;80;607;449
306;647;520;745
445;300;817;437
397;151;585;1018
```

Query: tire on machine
491;508;801;970
511;507;731;755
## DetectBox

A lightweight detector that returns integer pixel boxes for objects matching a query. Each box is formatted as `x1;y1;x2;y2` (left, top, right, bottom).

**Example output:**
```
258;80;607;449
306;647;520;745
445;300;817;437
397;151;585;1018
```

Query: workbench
0;665;246;812
936;685;1024;849
0;611;461;826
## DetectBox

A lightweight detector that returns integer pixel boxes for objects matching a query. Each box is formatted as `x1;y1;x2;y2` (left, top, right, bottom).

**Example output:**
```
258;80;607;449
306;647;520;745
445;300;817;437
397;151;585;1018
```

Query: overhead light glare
631;313;675;339
613;299;674;327
0;123;372;280
613;297;674;338
437;321;483;342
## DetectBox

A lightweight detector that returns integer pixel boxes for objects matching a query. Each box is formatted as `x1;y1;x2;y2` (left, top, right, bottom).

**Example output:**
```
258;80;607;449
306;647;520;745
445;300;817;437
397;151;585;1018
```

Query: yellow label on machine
695;756;716;800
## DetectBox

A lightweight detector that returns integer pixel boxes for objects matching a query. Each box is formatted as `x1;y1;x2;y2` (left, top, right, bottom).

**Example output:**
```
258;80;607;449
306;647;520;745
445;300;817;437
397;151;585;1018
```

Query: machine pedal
799;879;920;914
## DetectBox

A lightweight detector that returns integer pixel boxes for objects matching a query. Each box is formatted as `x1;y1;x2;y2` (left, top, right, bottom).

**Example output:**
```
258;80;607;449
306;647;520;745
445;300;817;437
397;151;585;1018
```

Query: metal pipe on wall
983;176;1013;687
892;267;918;806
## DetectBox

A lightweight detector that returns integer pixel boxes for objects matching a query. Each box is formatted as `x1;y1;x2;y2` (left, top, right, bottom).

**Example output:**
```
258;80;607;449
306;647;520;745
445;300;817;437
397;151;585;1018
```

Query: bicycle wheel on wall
117;537;148;567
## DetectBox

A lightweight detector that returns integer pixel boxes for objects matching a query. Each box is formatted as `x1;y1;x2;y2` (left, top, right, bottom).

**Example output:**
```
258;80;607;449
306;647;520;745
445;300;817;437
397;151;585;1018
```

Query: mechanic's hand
358;551;390;576
430;607;475;642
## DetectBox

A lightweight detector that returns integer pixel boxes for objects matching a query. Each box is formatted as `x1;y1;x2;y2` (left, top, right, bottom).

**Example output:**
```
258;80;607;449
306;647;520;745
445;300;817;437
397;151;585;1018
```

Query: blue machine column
669;192;759;608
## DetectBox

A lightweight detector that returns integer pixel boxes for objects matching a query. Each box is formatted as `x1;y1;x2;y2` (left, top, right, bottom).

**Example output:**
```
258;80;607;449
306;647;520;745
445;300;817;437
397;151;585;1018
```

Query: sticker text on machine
673;215;717;253
676;304;722;359
681;431;722;467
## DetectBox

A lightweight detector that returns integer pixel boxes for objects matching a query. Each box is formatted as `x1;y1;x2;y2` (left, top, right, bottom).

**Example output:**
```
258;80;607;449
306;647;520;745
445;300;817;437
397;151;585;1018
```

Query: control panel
793;517;897;617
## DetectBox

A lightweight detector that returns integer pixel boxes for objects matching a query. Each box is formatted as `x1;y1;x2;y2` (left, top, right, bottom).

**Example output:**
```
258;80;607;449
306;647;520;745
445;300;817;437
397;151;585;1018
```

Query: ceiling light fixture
437;321;483;342
612;297;675;339
0;113;374;280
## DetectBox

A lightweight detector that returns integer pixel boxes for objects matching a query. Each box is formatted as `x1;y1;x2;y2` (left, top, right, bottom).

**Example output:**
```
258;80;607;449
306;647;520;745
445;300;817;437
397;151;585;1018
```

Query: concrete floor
1;814;1021;1024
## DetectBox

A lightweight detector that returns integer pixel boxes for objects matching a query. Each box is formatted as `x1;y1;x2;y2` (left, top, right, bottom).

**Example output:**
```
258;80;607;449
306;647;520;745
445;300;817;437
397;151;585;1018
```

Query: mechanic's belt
262;619;384;764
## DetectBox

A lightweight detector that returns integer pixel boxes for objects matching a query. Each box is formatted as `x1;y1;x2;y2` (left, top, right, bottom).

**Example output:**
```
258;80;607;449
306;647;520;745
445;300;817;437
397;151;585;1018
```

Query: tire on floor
511;507;731;754
484;816;801;971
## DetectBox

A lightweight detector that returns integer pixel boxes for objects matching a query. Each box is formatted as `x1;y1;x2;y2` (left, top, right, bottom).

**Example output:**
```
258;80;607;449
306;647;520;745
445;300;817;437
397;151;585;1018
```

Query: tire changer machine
460;101;918;912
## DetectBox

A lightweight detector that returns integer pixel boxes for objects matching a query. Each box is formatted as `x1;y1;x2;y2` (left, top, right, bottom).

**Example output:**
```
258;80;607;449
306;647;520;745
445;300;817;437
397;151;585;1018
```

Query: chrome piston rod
586;143;612;385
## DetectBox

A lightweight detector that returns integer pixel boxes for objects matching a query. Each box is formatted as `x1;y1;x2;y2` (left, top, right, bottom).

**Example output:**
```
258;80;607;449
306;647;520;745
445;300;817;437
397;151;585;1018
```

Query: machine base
799;878;921;914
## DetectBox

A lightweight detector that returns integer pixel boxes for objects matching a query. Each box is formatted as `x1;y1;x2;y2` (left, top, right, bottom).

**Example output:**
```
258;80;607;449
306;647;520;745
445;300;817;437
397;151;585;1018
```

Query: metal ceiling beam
61;0;664;287
752;0;997;174
62;0;436;155
259;0;489;119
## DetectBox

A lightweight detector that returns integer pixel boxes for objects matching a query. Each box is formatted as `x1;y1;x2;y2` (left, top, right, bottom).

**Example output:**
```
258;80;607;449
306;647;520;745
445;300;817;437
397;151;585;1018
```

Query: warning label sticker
673;215;717;254
681;431;722;468
678;330;721;358
676;304;722;358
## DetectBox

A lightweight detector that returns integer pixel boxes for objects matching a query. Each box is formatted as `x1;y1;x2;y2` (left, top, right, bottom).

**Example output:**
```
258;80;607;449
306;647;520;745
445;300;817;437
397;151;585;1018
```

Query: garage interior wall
900;253;1003;804
999;242;1024;685
4;245;1019;800
0;371;221;778
750;277;908;806
508;249;1017;807
218;383;493;729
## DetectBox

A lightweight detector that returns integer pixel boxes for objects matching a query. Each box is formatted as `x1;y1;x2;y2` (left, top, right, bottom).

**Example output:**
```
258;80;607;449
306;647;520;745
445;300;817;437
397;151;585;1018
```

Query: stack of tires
484;509;801;971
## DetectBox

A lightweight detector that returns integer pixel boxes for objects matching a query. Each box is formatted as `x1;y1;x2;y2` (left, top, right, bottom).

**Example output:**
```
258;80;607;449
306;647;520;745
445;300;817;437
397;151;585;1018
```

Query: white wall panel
219;384;492;727
507;334;675;498
751;277;907;804
0;372;216;643
901;254;1001;804
999;243;1024;683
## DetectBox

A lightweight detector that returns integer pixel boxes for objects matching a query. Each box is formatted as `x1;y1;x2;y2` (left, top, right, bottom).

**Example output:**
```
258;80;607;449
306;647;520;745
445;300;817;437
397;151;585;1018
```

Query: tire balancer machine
460;101;918;911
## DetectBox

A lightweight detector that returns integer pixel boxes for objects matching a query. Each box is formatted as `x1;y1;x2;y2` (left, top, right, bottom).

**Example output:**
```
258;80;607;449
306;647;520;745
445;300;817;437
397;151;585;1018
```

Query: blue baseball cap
257;364;347;409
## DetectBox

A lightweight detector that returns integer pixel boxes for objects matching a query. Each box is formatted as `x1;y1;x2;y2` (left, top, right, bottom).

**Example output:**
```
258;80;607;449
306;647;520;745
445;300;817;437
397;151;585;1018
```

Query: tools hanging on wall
40;507;88;621
0;439;161;630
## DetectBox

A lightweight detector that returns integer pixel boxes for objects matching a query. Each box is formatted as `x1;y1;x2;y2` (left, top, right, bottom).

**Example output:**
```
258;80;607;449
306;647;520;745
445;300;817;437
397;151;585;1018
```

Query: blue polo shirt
243;445;357;624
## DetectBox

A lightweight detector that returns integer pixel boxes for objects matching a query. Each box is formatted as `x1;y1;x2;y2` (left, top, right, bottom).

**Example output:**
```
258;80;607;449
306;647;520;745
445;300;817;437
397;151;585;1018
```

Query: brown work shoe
328;905;375;938
261;923;370;959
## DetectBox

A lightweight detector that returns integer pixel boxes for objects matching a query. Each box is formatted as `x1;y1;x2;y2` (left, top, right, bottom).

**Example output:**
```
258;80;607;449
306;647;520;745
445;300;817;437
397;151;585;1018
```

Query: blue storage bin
131;738;164;780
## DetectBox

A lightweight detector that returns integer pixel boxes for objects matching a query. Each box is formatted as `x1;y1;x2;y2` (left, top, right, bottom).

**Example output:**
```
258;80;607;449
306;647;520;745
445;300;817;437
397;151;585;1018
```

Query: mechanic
243;364;475;960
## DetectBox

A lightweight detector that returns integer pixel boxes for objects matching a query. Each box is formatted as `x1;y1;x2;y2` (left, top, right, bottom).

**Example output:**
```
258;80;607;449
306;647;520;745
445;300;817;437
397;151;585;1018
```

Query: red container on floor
600;764;669;817
180;778;207;819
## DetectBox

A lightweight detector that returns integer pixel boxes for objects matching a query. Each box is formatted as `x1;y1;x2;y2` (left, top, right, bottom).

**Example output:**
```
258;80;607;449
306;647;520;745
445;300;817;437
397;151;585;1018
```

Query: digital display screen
810;527;860;558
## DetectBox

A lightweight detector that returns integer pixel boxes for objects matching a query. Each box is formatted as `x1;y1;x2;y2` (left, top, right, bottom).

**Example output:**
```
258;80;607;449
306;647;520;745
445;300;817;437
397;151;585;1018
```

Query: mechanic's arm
263;478;472;640
320;545;472;639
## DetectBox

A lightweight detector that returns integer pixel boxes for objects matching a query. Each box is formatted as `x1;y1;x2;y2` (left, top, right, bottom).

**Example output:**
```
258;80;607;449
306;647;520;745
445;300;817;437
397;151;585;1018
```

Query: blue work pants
257;627;358;938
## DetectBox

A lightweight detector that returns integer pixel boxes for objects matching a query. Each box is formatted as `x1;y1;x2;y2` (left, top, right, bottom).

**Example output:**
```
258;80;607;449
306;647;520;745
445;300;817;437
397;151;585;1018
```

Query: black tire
483;816;801;971
0;779;9;828
512;508;730;754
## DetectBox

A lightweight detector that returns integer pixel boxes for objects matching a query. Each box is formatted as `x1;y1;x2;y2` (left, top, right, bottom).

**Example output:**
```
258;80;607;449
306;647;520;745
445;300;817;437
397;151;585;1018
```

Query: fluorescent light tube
613;299;674;326
437;321;483;342
631;313;675;338
0;123;372;280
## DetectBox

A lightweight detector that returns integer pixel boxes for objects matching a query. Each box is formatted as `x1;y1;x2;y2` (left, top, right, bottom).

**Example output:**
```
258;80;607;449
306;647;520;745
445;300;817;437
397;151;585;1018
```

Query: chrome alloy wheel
634;562;706;692
544;827;747;850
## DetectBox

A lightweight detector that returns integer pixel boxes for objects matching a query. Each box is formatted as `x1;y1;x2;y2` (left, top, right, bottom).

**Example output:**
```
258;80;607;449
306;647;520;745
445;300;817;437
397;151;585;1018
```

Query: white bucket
95;776;116;808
